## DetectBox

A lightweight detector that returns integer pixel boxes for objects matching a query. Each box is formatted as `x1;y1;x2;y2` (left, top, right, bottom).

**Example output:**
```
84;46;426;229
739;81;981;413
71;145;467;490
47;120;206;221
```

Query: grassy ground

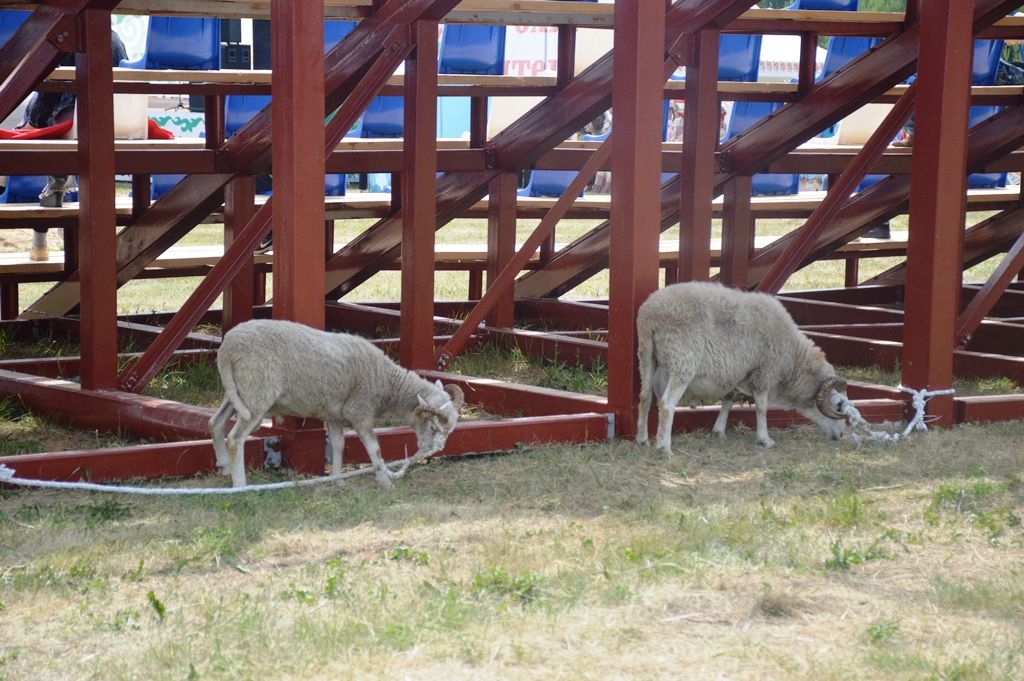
2;205;1022;680
1;422;1022;680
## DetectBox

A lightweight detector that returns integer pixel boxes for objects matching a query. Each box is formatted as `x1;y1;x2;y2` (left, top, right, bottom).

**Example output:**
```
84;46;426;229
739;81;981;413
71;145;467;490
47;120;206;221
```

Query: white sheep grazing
209;319;463;489
636;281;847;453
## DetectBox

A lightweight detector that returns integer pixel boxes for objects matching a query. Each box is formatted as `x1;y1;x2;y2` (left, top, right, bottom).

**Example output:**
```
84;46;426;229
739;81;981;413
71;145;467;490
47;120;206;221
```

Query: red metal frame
4;0;1024;483
901;0;975;426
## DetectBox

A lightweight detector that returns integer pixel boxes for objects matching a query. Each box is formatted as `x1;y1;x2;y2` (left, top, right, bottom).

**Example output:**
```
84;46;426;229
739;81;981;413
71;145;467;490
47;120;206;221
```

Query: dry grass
1;423;1022;680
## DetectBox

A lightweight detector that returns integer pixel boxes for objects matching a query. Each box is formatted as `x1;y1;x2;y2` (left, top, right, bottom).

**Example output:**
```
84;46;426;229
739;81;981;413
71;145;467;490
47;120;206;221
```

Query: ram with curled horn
635;282;850;454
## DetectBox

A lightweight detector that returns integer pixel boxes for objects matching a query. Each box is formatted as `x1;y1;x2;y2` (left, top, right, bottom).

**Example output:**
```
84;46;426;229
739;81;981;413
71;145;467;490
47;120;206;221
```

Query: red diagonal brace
433;137;613;370
956;231;1024;348
757;82;916;294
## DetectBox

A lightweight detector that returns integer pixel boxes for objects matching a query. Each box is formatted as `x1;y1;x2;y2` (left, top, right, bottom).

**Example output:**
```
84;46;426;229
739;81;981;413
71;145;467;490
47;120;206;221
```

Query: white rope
0;446;438;496
897;385;956;437
837;385;955;444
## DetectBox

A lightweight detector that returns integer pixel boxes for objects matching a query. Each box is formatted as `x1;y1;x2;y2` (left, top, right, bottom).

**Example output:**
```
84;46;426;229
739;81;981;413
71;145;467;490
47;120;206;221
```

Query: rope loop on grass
0;446;438;496
838;400;900;444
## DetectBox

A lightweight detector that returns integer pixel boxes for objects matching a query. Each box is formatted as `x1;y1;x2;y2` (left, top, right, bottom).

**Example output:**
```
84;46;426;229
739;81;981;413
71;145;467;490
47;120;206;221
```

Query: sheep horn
444;384;465;411
816;376;848;420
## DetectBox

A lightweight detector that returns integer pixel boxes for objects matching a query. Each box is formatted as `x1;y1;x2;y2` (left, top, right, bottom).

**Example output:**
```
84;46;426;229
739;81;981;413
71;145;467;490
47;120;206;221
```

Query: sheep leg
752;390;775;448
209;398;235;475
655;374;690;455
636;348;656;446
326;420;346;482
354;425;395;491
226;413;264;488
712;397;734;438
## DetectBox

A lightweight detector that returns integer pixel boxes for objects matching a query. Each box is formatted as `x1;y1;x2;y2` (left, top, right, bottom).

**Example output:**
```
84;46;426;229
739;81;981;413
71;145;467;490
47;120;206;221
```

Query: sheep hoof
656;442;674;456
375;473;396;492
758;438;776;449
712;428;726;439
635;434;649;446
217;465;230;476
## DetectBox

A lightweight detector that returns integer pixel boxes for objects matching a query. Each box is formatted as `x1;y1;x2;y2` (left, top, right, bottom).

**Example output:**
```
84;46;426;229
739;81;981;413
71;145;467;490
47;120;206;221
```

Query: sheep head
411;380;463;455
815;376;848;420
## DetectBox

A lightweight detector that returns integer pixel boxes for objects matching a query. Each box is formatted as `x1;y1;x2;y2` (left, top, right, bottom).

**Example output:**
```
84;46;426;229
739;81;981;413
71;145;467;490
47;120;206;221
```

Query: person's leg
29;227;49;261
39;175;68;208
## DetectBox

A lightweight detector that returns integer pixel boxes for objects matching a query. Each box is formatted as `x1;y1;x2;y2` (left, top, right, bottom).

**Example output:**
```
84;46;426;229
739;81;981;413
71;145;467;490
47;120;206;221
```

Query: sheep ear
435;379;444;392
417;394;429;409
444;384;465;411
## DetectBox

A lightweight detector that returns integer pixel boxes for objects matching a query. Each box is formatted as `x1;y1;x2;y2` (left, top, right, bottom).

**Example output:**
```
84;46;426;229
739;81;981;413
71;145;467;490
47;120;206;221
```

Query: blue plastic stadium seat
436;25;507;140
0;9;29;48
786;0;858;9
120;17;221;70
439;25;506;75
719;34;762;83
324;20;357;52
360;96;404;138
225;94;269;138
973;39;1004;86
725;102;799;196
819;37;881;81
224;94;346;196
518;170;582;198
967;105;1007;188
0;175;79;203
151;174;185;199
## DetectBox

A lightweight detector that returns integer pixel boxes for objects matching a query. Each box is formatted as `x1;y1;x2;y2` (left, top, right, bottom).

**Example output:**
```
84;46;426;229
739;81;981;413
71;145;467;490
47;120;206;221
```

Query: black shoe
255;234;273;254
863;222;891;240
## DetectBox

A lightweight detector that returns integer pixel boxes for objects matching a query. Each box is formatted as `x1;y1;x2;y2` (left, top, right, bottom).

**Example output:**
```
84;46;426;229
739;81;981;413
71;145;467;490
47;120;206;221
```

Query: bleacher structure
2;1;1024;482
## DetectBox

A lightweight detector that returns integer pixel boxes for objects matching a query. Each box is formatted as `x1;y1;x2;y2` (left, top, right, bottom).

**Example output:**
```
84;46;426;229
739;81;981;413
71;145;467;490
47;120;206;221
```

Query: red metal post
901;0;974;426
76;8;117;390
222;176;256;332
797;32;819;98
678;28;720;282
130;174;150;220
720;175;753;288
608;0;665;437
271;0;325;328
557;24;576;90
0;285;17;320
400;20;439;370
486;172;518;328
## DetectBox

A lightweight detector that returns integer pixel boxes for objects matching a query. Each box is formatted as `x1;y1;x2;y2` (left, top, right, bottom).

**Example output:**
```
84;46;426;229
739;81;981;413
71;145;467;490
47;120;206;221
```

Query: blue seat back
0;175;47;203
719;34;762;82
439;25;506;75
725;102;799;196
122;17;221;70
820;37;882;80
518;170;581;198
967;105;1007;188
973;39;1004;86
324;20;357;52
360;96;404;138
225;94;270;138
0;9;29;48
152;174;186;199
788;0;858;9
